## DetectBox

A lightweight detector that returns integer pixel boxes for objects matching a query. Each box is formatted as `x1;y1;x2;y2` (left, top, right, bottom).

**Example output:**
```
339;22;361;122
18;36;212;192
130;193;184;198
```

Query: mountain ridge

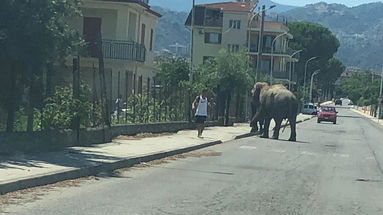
153;1;383;69
150;0;296;13
282;2;383;69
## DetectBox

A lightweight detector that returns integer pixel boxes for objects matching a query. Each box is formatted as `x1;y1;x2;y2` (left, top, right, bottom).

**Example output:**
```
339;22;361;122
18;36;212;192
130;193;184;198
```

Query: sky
272;0;382;7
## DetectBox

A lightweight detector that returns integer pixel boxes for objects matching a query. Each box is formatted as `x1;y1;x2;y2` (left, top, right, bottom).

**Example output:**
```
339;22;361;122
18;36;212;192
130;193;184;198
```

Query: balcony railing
84;40;146;63
271;70;298;82
249;46;298;58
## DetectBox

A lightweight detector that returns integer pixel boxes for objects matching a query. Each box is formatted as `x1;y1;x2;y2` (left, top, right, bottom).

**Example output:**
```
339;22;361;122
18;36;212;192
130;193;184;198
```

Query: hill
150;0;296;13
152;6;190;52
282;2;383;69
152;0;296;54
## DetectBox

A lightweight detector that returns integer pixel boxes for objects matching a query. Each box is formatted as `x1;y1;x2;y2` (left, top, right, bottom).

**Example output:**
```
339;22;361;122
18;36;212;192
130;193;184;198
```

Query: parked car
317;106;338;124
335;99;342;105
302;103;317;115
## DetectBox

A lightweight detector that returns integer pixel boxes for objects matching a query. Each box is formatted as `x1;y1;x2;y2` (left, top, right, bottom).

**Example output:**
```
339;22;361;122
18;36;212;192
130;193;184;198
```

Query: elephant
250;82;299;141
250;84;265;133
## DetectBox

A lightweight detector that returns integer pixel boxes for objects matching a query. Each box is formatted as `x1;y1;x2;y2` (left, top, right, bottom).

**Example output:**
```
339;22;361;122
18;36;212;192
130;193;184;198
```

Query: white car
302;103;317;115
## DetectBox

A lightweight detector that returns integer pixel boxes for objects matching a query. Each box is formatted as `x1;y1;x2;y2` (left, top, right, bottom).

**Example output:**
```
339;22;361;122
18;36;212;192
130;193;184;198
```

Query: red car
317;106;338;124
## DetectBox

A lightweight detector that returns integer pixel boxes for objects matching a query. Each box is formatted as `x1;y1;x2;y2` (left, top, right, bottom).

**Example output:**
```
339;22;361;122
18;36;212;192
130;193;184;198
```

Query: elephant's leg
250;104;258;132
261;117;271;138
272;118;283;140
259;119;264;132
288;116;297;142
250;121;258;133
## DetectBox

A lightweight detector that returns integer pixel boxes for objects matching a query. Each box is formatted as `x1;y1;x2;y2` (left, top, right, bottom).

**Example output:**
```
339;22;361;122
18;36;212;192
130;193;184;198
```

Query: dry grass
115;132;174;140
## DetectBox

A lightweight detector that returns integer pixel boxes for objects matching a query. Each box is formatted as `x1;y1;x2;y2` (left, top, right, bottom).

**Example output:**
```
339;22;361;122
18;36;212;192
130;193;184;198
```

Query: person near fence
114;94;123;118
192;89;209;138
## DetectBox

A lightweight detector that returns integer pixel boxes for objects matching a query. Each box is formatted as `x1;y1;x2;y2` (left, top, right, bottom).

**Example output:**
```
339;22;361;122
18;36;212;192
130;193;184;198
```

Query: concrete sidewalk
351;107;383;128
0;114;313;195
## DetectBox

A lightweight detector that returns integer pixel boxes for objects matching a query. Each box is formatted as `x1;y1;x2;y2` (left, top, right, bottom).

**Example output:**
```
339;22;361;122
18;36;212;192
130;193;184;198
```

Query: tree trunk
6;62;17;132
224;92;232;126
27;73;35;132
46;63;54;97
235;90;240;121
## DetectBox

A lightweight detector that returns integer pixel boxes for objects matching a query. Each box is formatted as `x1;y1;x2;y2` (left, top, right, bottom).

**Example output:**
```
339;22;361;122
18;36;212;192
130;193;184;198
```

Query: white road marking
239;146;257;150
269;149;286;153
366;156;375;160
300;151;317;156
332;153;350;158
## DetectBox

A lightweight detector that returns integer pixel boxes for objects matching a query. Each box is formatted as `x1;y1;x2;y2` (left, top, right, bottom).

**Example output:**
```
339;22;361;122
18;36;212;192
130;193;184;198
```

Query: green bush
36;84;103;130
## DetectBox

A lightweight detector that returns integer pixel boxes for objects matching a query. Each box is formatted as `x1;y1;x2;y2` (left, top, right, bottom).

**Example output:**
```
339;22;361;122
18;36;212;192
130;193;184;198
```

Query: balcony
271;70;297;82
248;46;298;58
85;40;146;62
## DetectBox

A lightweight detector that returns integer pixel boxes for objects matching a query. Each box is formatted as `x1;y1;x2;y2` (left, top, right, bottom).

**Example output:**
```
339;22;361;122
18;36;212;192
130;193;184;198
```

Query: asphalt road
2;108;383;215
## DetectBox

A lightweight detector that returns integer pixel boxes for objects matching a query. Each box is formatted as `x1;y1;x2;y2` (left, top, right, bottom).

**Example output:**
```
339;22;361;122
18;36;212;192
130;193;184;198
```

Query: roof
88;0;161;17
199;1;253;12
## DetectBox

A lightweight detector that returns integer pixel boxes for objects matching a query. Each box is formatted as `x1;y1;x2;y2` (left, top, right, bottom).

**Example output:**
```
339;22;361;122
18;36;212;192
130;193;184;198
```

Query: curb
0;116;315;195
234;115;315;140
0;140;222;195
350;108;383;130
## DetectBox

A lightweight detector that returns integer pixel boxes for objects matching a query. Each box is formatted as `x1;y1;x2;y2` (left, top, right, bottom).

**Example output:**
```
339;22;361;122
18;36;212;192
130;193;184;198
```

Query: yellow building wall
192;27;222;67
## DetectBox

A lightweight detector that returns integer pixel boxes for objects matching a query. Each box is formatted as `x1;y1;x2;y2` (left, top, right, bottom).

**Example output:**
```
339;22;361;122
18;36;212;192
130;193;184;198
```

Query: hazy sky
272;0;382;7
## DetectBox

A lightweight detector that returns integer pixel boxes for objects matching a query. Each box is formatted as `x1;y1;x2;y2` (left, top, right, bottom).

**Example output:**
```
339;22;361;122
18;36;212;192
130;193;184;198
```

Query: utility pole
190;0;195;82
256;5;266;82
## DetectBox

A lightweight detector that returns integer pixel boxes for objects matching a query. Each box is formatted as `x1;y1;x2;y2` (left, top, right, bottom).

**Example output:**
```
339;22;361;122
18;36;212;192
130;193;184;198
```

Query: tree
157;57;190;90
196;50;253;125
340;72;380;107
316;58;345;99
288;22;340;86
0;0;82;132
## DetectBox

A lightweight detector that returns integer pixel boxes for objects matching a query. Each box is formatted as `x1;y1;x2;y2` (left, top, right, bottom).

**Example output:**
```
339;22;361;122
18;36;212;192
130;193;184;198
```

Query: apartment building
185;1;298;83
55;0;160;100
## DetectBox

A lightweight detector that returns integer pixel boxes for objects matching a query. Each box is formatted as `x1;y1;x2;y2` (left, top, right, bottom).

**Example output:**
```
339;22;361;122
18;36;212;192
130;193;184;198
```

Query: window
141;24;146;45
229;20;241;29
263;35;275;52
204;32;221;44
150;29;153;51
227;44;240;53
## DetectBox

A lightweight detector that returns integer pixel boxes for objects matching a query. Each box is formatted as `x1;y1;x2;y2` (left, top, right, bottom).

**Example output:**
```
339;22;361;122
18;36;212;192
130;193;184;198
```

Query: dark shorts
195;115;207;124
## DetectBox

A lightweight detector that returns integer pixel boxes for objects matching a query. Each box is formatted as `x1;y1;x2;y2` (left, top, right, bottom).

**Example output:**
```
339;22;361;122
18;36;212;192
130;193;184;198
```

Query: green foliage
195;50;253;95
158;58;190;89
36;85;102;130
283;2;383;69
340;72;380;106
288;22;340;85
0;0;83;63
317;58;345;89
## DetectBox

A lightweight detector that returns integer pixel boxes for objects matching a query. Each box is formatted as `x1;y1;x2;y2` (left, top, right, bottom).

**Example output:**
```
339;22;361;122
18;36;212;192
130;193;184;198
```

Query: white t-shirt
195;96;208;116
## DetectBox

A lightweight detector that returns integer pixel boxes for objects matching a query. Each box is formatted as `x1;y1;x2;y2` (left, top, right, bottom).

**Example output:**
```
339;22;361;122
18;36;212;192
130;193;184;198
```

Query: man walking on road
192;89;209;138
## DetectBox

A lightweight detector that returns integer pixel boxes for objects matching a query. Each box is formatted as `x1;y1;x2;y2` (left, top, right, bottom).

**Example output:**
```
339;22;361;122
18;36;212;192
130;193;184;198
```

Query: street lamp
270;32;288;84
309;70;320;103
288;49;303;90
304;56;318;90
